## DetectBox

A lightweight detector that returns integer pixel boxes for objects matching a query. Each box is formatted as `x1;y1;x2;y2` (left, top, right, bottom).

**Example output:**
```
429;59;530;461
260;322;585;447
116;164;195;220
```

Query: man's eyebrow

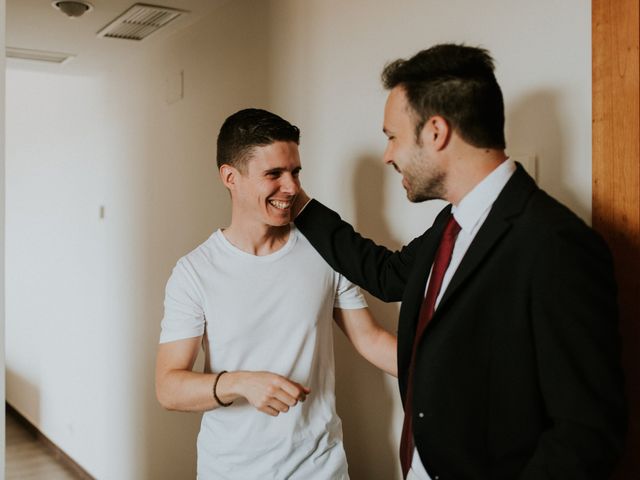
263;166;302;174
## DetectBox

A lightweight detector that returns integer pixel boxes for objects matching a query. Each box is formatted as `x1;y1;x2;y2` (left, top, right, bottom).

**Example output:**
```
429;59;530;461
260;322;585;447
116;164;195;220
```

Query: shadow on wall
334;154;402;480
506;89;588;222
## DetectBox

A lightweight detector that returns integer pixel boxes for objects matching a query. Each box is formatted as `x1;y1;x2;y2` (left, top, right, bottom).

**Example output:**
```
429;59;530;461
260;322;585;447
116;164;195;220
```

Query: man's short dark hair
217;108;300;172
381;43;506;149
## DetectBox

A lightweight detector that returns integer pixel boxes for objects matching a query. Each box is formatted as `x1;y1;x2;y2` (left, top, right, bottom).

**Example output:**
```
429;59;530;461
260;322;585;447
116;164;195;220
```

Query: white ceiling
6;0;228;72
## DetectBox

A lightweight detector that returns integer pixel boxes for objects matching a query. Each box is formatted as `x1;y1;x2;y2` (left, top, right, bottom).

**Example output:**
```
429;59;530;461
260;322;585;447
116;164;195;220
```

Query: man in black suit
293;44;626;479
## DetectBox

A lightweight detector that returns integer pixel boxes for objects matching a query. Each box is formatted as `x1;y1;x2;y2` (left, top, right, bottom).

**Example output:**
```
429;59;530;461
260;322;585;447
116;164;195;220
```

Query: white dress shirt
409;158;516;480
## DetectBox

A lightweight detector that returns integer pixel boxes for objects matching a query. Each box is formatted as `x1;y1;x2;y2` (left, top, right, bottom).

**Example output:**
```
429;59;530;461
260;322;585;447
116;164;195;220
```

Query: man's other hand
220;371;311;417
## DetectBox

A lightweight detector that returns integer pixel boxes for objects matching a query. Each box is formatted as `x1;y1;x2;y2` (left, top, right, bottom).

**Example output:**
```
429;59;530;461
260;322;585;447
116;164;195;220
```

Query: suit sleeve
520;223;627;479
295;199;423;302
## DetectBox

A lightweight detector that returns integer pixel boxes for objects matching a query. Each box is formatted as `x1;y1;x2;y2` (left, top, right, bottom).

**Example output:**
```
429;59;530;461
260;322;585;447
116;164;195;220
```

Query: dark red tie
400;214;461;478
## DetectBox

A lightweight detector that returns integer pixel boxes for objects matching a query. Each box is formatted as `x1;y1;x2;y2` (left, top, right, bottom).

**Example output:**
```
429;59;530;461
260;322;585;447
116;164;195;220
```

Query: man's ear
419;115;451;151
219;164;238;190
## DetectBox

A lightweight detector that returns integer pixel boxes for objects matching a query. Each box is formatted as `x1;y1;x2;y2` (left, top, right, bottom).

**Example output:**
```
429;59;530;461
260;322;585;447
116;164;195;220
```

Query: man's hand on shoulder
292;189;311;219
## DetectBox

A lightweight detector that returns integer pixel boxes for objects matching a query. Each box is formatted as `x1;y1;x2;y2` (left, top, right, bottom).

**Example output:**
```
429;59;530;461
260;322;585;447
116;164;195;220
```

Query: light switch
166;70;184;105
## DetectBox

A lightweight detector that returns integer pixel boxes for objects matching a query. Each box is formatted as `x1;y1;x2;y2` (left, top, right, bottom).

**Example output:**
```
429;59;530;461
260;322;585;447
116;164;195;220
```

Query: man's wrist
213;371;233;406
297;198;312;216
214;370;242;406
292;190;312;219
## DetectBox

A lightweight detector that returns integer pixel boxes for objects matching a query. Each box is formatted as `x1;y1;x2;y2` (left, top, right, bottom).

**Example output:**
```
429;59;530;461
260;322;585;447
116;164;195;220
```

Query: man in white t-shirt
155;108;397;479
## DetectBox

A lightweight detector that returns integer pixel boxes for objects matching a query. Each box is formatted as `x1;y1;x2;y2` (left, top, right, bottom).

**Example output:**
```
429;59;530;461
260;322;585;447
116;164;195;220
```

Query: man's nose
280;174;300;195
383;143;394;166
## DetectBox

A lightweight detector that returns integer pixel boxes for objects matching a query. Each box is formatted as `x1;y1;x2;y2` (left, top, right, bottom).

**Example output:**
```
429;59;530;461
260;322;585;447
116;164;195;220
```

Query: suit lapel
436;212;510;313
429;165;539;327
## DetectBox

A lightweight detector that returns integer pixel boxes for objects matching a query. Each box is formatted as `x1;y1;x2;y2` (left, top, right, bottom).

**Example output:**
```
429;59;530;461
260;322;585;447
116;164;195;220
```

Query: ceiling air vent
97;3;188;41
6;47;75;64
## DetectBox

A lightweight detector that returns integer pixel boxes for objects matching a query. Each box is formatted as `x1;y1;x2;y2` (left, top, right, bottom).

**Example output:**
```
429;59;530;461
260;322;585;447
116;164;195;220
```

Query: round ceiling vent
52;1;93;18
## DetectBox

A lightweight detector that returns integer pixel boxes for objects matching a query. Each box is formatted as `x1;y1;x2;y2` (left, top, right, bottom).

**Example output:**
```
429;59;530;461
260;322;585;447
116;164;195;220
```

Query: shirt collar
451;158;516;234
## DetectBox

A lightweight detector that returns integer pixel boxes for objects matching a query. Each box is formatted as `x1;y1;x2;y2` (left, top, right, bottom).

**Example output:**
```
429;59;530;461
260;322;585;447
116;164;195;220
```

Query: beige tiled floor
5;411;81;480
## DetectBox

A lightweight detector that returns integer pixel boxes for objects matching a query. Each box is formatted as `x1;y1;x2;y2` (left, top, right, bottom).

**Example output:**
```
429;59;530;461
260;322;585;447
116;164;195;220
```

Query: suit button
418;412;424;418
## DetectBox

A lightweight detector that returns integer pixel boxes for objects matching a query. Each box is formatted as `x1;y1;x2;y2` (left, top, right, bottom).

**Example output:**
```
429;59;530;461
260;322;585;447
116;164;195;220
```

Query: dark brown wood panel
592;0;640;478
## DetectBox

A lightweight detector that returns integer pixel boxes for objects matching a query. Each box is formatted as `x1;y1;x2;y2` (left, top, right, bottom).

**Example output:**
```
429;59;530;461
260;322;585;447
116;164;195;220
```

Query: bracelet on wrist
213;370;233;407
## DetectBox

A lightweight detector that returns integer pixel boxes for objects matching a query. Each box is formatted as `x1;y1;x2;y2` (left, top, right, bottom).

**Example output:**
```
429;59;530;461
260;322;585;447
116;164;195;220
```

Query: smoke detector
52;1;93;18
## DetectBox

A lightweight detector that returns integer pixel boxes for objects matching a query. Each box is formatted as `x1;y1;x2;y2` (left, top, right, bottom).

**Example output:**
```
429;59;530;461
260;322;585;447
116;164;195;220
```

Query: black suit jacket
295;165;626;479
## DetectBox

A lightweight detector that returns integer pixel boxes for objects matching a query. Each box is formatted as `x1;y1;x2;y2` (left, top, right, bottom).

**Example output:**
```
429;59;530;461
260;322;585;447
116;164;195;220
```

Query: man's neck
222;221;291;256
445;146;508;206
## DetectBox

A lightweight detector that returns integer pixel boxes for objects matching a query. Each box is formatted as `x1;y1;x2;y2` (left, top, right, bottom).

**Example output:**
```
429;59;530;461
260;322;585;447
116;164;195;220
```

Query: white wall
0;0;6;477
5;1;270;478
6;67;124;479
5;1;591;479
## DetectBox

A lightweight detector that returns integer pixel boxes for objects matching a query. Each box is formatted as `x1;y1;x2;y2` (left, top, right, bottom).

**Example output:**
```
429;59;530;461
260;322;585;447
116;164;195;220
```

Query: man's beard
403;150;446;203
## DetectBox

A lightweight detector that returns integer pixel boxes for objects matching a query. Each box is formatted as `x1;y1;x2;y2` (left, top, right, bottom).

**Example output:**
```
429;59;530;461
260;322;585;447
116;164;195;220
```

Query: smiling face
382;87;446;202
227;141;301;229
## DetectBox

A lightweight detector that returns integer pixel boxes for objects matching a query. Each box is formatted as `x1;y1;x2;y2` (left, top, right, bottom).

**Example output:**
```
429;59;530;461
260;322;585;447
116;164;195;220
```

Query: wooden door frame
592;1;640;478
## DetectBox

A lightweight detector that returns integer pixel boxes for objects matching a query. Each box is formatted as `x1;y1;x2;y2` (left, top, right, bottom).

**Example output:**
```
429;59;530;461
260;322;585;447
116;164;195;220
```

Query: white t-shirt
160;225;367;480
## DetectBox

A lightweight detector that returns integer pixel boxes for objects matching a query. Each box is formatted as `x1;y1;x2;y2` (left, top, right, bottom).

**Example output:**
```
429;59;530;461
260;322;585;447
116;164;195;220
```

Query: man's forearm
296;199;423;302
157;369;311;416
334;307;398;377
156;369;219;412
358;328;398;377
